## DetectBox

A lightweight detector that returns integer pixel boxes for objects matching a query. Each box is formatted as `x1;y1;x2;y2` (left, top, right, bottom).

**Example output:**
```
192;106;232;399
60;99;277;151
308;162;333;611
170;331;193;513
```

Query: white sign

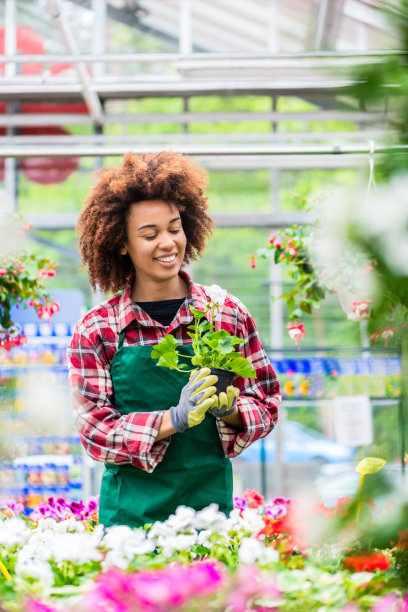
332;395;373;447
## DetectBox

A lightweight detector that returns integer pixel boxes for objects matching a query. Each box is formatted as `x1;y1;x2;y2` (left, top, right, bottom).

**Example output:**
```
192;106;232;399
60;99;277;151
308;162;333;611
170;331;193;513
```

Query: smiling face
122;199;187;299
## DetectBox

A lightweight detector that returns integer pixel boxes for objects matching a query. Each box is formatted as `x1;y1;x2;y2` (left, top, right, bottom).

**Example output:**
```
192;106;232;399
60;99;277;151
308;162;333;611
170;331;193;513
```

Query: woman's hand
169;368;218;432
209;385;239;417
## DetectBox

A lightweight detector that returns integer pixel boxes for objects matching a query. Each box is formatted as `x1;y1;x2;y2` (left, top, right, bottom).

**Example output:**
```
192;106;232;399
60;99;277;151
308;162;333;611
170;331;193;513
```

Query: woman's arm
215;304;281;457
67;323;172;473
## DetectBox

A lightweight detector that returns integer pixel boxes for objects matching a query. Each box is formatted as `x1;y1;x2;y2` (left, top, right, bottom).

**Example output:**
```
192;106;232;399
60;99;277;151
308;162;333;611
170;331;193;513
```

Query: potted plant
150;299;256;393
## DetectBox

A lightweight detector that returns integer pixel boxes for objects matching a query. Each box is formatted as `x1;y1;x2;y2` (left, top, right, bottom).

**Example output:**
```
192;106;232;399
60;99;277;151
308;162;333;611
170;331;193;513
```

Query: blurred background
0;0;406;509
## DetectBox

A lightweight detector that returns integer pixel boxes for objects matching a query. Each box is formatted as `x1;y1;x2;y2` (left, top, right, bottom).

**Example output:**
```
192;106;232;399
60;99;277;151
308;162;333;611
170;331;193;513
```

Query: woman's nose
158;232;176;249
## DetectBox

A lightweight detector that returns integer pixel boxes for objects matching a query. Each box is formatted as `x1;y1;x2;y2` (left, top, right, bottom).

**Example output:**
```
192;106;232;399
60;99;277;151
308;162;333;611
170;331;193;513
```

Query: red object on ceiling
0;26;84;184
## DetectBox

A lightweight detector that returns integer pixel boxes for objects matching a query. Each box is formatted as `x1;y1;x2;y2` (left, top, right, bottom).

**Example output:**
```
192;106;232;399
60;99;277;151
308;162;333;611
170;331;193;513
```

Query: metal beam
0;110;387;127
0;143;403;158
26;211;314;231
46;0;104;124
0;50;404;63
0;130;391;144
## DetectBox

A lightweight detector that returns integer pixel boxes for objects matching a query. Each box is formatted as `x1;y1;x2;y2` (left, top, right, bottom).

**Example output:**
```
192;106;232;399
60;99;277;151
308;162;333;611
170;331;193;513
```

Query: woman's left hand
209;385;239;418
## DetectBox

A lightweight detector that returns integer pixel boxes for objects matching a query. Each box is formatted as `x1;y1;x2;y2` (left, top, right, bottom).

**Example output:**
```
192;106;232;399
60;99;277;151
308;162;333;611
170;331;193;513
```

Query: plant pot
209;367;235;394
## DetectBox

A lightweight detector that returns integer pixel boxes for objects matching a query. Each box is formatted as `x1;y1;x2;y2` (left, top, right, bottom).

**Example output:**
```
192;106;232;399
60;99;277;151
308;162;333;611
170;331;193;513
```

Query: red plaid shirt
67;271;280;473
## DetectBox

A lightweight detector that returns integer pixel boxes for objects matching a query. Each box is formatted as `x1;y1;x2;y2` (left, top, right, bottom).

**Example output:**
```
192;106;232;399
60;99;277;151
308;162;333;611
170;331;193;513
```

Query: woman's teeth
156;255;176;263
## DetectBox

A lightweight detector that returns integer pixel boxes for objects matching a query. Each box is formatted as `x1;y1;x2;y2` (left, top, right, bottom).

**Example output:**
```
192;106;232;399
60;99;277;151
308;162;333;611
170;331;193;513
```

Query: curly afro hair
77;151;214;294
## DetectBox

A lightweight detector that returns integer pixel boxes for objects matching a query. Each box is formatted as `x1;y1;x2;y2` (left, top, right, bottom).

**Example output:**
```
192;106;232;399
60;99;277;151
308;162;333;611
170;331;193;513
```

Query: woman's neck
131;275;188;302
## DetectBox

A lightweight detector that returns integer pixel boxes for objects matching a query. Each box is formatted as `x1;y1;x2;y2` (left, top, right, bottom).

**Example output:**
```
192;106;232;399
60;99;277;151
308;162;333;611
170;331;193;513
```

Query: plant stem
0;557;11;581
356;474;365;523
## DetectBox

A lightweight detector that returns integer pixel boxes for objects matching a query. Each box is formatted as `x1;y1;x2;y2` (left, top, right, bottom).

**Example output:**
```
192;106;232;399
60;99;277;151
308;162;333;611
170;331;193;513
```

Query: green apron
99;329;233;528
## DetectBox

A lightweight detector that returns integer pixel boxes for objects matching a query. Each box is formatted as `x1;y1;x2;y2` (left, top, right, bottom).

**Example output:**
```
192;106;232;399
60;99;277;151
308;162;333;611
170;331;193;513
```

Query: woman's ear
120;246;127;256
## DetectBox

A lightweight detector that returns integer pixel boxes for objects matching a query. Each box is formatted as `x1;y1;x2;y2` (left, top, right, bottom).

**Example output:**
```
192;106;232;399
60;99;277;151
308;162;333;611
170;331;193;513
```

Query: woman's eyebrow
137;217;181;231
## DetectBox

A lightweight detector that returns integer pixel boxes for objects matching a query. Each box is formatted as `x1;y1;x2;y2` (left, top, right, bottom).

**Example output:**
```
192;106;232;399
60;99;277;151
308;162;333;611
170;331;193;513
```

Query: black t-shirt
136;298;186;328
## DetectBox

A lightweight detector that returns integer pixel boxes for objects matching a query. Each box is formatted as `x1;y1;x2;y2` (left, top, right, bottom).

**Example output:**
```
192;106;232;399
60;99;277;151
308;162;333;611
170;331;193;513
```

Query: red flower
243;488;264;509
343;551;390;573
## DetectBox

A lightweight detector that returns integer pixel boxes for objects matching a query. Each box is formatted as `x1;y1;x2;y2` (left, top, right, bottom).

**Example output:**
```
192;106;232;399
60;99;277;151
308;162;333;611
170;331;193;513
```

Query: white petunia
50;532;103;565
0;518;30;548
165;505;196;532
228;508;264;535
194;503;228;532
197;529;229;549
36;517;57;532
203;284;228;306
102;526;155;570
238;537;265;564
147;520;177;543
159;533;197;557
15;560;54;586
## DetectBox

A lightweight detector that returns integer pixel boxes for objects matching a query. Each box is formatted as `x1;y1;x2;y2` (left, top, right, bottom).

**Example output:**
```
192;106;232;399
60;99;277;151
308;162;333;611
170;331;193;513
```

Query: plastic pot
209;367;235;394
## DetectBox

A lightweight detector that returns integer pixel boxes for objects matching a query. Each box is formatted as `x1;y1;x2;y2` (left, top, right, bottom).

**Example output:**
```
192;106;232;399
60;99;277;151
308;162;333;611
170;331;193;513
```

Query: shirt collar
117;269;210;333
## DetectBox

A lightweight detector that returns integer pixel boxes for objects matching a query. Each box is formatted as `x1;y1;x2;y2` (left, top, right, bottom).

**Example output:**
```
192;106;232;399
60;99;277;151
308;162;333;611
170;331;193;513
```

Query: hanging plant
250;187;408;350
0;215;59;350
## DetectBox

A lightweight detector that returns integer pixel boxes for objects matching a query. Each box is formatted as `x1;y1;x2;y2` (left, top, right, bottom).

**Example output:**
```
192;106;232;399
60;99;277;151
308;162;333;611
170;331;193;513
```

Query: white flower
197;529;229;549
147;520;177;543
36;517;57;532
259;546;280;565
159;533;197;557
50;532;102;565
54;517;85;533
228;508;264;535
102;526;155;570
17;541;52;565
165;505;196;532
238;537;265;564
348;571;375;585
194;503;228;532
0;518;29;547
203;284;228;306
14;560;54;586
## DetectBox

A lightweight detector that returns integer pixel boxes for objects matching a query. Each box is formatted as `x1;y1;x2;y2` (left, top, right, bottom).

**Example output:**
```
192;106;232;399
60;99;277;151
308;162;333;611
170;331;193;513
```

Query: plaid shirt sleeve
215;301;281;458
67;321;170;474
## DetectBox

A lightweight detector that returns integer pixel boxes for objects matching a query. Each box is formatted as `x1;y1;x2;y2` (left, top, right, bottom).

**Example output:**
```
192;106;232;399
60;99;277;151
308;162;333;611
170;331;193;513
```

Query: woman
67;151;281;528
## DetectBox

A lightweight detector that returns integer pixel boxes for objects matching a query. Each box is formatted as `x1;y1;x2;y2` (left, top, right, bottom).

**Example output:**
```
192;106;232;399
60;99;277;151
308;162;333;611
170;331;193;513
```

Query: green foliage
151;301;256;379
258;218;326;323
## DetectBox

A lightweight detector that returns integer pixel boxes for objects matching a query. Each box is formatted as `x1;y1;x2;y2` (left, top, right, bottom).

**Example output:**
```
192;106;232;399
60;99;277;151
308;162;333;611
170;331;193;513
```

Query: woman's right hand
169;368;218;432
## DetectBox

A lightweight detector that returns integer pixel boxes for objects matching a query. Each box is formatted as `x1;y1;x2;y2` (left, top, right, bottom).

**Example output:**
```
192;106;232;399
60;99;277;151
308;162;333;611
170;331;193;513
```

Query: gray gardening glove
169;368;218;432
208;385;240;418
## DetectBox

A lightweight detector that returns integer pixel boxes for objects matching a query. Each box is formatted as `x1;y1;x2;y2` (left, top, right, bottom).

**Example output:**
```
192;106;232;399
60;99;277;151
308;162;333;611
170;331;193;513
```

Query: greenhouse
0;0;407;610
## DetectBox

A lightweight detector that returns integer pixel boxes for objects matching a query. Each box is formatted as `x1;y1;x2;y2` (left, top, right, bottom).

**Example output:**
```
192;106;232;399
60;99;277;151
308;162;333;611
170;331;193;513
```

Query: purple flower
372;594;402;612
272;497;288;505
233;496;248;511
265;503;287;519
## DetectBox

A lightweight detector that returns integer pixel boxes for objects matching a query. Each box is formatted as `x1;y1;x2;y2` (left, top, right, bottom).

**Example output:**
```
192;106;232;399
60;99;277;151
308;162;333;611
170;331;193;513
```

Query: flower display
0;486;407;611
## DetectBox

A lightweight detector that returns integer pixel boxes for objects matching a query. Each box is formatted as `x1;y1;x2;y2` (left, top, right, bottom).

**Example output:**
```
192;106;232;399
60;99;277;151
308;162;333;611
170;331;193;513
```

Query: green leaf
150;334;178;360
228;357;256;379
189;306;206;318
157;352;179;370
218;336;235;354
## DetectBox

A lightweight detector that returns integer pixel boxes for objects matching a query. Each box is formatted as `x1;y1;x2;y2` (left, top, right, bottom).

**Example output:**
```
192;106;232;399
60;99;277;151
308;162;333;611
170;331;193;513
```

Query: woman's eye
145;235;157;241
170;229;180;234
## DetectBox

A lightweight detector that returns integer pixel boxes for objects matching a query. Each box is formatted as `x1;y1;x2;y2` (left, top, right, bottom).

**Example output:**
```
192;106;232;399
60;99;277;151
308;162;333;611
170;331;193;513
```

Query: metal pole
4;0;17;214
46;0;104;125
92;0;107;77
179;0;192;54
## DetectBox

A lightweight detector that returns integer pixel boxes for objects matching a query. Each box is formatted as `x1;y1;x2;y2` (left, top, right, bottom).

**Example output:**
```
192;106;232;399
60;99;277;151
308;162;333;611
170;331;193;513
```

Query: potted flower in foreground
151;299;256;392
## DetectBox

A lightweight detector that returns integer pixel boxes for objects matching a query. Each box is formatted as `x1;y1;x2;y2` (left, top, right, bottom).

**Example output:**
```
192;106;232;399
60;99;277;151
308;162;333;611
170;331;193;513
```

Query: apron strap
118;330;126;350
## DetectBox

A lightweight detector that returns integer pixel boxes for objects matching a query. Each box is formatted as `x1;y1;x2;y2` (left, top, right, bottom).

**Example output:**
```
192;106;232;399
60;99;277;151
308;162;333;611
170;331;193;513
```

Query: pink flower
50;301;60;313
370;326;398;348
38;268;49;279
349;299;373;321
0;268;6;276
47;268;56;277
233;496;249;511
286;322;306;350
